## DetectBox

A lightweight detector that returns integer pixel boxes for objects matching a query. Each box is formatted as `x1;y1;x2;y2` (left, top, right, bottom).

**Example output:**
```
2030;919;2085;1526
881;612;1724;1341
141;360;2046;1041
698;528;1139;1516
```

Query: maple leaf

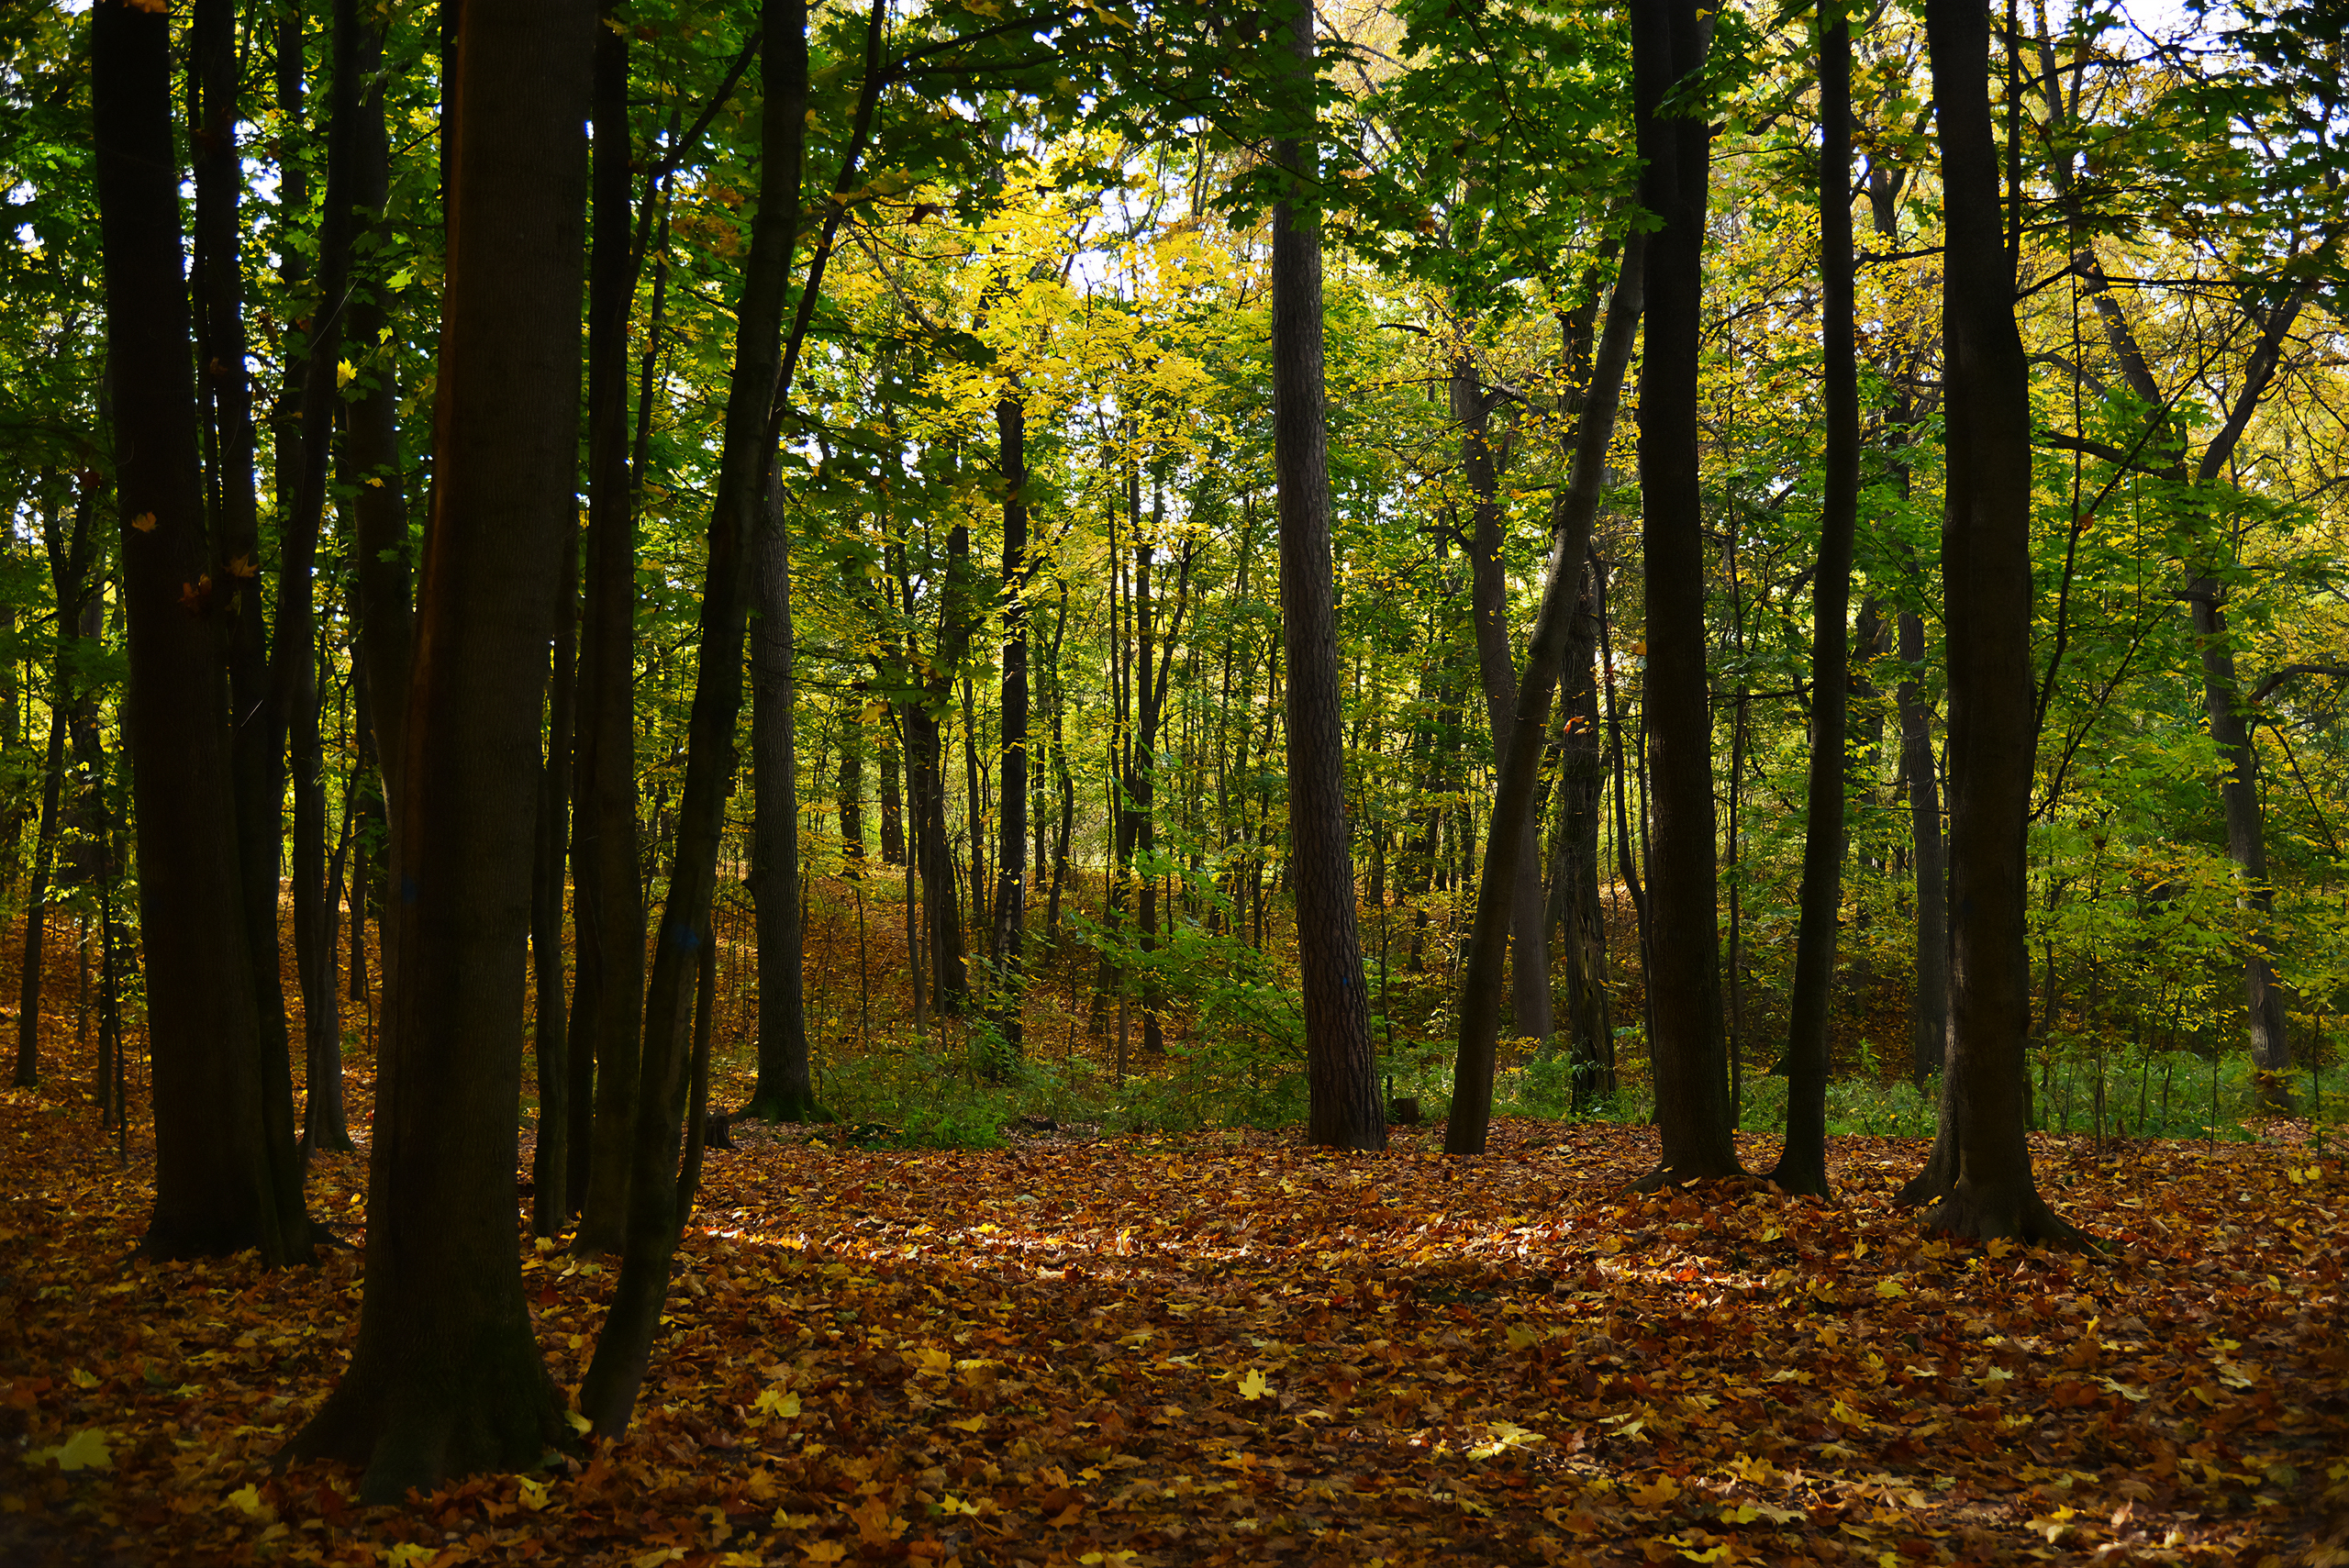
1238;1367;1272;1401
1627;1476;1681;1509
129;512;158;532
29;1429;111;1472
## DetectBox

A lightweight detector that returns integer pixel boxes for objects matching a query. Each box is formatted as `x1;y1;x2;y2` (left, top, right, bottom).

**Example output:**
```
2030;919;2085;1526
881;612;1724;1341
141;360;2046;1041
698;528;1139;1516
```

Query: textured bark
529;513;578;1234
1631;0;1740;1184
878;742;907;864
16;481;89;1088
288;0;590;1496
1272;0;1382;1151
1896;0;2081;1245
1446;234;1642;1154
571;19;649;1245
1898;605;1948;1082
1766;3;1859;1199
746;475;816;1122
96;0;309;1264
1553;558;1614;1105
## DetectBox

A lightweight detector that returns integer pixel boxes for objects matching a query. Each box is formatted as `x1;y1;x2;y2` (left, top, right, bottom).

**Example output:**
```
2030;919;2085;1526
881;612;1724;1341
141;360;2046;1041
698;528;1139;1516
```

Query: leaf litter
2;1078;2344;1566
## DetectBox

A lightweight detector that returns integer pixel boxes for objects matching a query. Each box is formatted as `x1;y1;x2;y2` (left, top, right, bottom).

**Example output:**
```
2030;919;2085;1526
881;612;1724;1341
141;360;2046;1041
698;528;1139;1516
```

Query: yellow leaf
68;1368;99;1388
801;1542;849;1563
223;1484;266;1517
629;1550;683;1568
385;1546;437;1567
130;513;158;533
1238;1367;1272;1401
566;1409;593;1435
31;1429;111;1472
337;359;359;387
947;1414;986;1431
1987;1237;2016;1259
1829;1399;1870;1428
914;1347;953;1375
517;1476;552;1511
1628;1475;1681;1508
755;1387;802;1418
1875;1277;1907;1299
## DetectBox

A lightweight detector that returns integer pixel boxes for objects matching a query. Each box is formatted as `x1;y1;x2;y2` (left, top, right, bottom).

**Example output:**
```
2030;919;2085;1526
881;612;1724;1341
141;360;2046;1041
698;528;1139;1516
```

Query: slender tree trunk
289;0;591;1496
747;474;816;1121
1899;604;1948;1081
571;19;649;1244
1896;0;2080;1244
1631;0;1739;1184
1553;556;1614;1105
989;394;1030;1060
879;742;907;864
1271;1;1382;1151
529;514;578;1234
1447;233;1642;1154
98;0;309;1263
15;481;90;1088
1766;2;1860;1198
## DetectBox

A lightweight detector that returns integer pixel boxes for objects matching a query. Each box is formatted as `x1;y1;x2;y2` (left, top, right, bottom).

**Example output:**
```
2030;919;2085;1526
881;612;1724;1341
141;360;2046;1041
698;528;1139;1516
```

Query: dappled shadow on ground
2;1081;2343;1566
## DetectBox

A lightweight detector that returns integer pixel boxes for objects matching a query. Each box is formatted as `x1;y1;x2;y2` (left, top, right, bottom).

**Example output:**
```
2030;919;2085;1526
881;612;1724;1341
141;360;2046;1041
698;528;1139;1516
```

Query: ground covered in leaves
3;1080;2345;1566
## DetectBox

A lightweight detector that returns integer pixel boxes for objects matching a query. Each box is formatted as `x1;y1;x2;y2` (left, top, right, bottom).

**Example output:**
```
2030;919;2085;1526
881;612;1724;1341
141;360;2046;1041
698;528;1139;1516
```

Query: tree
745;471;818;1121
1895;0;2079;1245
1766;0;1861;1199
289;0;594;1496
94;0;310;1265
1271;0;1383;1151
1632;0;1741;1185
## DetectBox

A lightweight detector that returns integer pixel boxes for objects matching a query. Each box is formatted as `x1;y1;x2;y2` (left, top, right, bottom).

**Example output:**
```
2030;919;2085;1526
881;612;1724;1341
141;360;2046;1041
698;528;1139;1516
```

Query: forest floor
3;1063;2346;1567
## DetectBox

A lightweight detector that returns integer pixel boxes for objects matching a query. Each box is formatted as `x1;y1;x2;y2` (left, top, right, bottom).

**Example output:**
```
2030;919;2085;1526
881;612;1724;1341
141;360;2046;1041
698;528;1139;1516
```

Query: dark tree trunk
1766;3;1859;1198
95;0;308;1263
1553;554;1613;1106
1454;358;1553;1047
747;475;816;1121
1631;0;1739;1184
838;717;866;861
1271;0;1382;1151
989;394;1030;1059
529;510;579;1234
879;740;907;864
907;702;967;1013
288;0;591;1497
1446;234;1642;1154
1898;605;1948;1082
571;18;649;1246
1896;0;2080;1245
580;0;845;1438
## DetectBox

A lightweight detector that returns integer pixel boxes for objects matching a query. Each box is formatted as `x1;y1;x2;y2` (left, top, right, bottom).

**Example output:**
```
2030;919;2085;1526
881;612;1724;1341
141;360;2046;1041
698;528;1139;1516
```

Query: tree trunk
1454;357;1553;1047
96;0;310;1265
989;394;1030;1061
1898;605;1948;1082
289;0;590;1497
747;474;817;1121
1766;2;1859;1198
15;479;90;1088
571;17;649;1245
1553;554;1613;1106
1446;233;1642;1154
879;740;907;864
1896;0;2081;1245
1272;0;1382;1151
529;514;578;1233
1631;0;1739;1185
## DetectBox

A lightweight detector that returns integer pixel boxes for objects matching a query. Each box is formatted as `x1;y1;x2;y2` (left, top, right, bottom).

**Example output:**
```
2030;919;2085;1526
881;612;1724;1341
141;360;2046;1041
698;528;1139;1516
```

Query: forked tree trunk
1446;232;1642;1155
287;0;592;1496
1271;0;1382;1151
1631;0;1740;1185
1896;0;2081;1245
96;0;309;1264
1766;1;1860;1198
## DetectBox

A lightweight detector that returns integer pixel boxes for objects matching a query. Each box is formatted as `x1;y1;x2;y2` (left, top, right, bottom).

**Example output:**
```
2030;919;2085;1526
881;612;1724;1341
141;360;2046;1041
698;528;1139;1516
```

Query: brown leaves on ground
2;1085;2343;1568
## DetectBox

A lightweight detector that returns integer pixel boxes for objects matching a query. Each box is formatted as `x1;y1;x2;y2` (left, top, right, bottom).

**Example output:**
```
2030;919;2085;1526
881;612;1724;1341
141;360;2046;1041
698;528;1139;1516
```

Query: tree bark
1631;0;1740;1185
1553;557;1614;1105
1766;2;1860;1198
96;0;311;1265
15;479;90;1089
1897;0;2081;1244
1272;0;1382;1151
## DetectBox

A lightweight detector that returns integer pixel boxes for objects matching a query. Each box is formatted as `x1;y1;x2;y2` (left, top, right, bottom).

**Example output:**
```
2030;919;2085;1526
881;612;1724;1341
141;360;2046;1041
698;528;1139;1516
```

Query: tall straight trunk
747;475;816;1120
95;0;307;1264
1446;233;1642;1154
838;716;866;861
1553;554;1613;1105
1766;3;1860;1198
571;20;649;1245
907;703;967;1012
303;743;359;1154
1898;604;1947;1080
15;479;89;1087
1454;357;1553;1046
879;740;907;864
989;394;1030;1059
529;514;578;1234
1047;579;1074;940
580;0;855;1438
1896;0;2079;1244
1631;0;1739;1184
1272;0;1382;1151
289;0;592;1496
